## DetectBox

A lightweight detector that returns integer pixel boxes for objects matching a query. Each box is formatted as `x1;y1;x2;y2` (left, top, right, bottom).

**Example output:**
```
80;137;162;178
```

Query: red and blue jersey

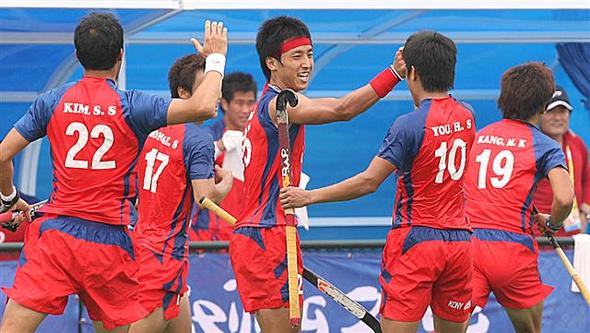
14;76;170;226
377;97;475;230
206;117;226;143
465;119;566;234
237;84;305;228
191;118;244;240
135;123;214;259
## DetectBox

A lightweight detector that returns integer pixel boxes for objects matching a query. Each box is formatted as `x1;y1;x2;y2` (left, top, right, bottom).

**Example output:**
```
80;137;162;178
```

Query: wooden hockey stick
199;196;382;332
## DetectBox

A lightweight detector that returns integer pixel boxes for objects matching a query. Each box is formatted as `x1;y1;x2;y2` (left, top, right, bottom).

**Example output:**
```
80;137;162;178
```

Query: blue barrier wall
1;248;588;333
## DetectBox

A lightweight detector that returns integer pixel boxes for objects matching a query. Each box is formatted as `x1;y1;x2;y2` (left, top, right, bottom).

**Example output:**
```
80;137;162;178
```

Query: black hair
403;31;457;92
74;12;124;70
256;16;311;81
168;54;206;98
222;72;258;101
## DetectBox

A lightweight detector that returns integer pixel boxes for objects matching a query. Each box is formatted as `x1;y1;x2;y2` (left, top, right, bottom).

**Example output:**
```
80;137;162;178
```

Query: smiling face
267;44;313;92
541;105;570;139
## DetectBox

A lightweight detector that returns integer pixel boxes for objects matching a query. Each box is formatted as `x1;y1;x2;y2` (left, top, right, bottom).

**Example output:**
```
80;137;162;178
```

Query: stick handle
276;89;301;327
202;197;381;330
198;197;236;225
550;235;590;306
286;224;301;327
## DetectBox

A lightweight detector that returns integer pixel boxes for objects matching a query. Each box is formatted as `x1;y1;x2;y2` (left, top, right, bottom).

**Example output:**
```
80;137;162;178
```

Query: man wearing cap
534;85;590;235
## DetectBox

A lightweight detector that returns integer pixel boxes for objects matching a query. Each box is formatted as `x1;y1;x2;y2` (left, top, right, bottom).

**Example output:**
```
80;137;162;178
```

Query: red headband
274;37;312;58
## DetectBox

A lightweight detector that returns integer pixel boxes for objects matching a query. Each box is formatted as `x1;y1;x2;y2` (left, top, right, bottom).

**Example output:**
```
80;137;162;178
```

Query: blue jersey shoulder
530;124;566;178
377;100;430;170
14;82;76;141
183;123;215;180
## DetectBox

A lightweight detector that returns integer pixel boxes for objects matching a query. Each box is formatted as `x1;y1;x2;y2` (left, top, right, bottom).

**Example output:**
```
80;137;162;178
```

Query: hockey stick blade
303;268;382;333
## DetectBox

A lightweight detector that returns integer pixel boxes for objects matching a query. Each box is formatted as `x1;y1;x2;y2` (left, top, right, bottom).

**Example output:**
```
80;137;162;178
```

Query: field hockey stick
199;197;382;332
302;267;382;332
533;207;590;306
275;89;302;327
546;234;590;306
0;199;48;231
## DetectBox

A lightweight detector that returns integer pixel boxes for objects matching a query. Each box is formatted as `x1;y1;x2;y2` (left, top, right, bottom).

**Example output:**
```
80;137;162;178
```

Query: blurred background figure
190;72;257;241
534;85;590;235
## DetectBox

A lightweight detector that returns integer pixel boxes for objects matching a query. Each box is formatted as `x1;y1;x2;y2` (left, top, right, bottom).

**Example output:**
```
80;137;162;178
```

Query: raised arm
280;156;395;208
167;20;228;125
269;47;406;125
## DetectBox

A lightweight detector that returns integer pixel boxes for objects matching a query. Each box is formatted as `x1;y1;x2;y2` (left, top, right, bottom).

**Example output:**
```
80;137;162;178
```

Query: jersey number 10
434;138;467;183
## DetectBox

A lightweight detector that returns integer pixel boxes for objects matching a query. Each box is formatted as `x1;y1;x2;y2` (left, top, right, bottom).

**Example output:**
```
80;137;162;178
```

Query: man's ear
177;87;192;99
407;65;417;82
265;56;281;73
220;98;230;112
117;49;123;62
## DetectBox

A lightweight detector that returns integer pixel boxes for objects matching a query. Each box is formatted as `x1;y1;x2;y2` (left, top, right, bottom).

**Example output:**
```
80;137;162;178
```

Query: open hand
392;46;406;79
191;20;228;57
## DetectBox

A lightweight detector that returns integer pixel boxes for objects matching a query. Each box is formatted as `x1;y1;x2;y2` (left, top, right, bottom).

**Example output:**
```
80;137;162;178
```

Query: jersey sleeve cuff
13;124;37;143
376;154;401;170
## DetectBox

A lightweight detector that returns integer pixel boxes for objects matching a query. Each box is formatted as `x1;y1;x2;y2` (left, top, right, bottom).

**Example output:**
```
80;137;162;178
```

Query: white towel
222;146;244;181
295;172;311;230
571;234;590;292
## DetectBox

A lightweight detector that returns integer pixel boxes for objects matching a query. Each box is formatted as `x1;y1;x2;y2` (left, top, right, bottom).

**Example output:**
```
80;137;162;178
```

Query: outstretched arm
280;157;395;208
167;20;228;125
269;47;406;125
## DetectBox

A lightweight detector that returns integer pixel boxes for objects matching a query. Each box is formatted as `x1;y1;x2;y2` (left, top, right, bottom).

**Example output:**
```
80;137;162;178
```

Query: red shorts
135;240;189;320
229;226;303;313
380;226;473;323
472;228;553;309
1;214;146;330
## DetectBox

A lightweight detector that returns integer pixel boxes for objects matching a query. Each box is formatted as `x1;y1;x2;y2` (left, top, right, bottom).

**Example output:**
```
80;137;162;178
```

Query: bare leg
380;317;420;333
256;308;300;333
504;301;544;333
165;294;192;333
0;299;47;333
128;307;167;333
433;314;469;333
93;320;130;333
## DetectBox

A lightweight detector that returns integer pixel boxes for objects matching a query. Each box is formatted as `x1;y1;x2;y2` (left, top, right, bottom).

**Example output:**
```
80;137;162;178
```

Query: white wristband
205;53;226;77
1;186;17;202
389;65;404;81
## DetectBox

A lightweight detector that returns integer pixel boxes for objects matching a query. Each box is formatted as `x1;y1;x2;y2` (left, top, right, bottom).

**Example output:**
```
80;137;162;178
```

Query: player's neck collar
267;83;281;93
